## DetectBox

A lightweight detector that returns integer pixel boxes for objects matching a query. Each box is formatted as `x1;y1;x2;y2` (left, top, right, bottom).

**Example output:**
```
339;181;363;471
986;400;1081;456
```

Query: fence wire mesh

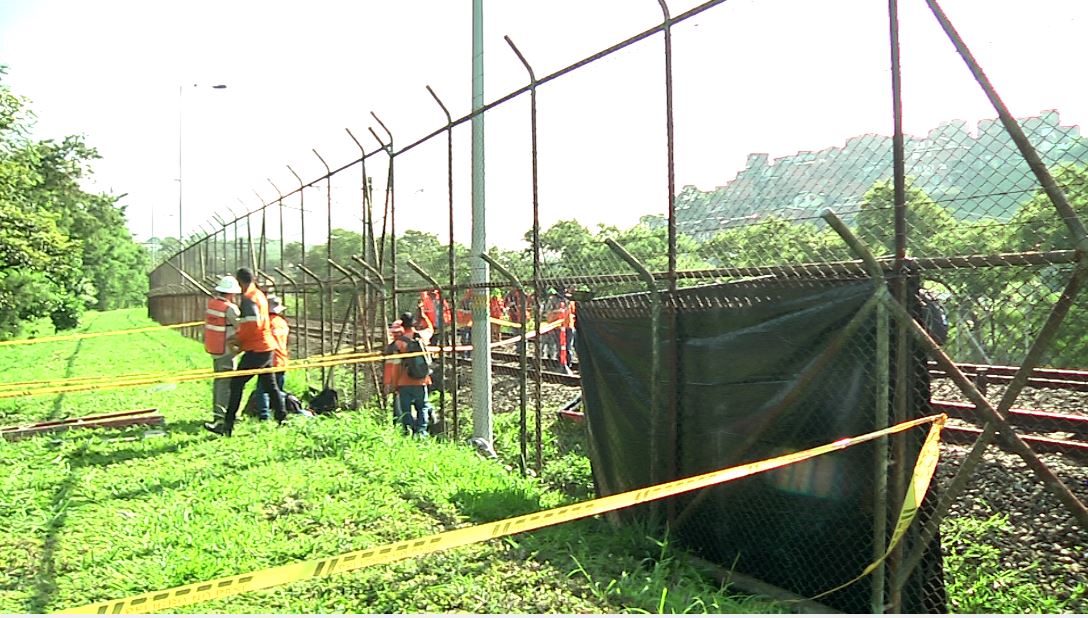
140;0;1088;612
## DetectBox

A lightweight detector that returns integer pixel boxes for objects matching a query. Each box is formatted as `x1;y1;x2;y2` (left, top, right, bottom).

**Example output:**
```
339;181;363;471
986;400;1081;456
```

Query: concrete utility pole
470;0;493;446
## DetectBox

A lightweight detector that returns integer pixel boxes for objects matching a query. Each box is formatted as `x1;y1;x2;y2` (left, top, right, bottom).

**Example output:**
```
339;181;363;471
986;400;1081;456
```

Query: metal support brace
605;237;663;523
821;209;1088;532
480;254;531;474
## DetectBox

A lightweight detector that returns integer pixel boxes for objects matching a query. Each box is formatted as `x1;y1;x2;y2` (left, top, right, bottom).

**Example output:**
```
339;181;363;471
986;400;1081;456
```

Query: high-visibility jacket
489;296;505;320
421;291;438;331
235;284;278;353
383;328;432;389
546;299;568;324
456;309;473;328
270;314;290;367
564;300;577;329
204;296;239;355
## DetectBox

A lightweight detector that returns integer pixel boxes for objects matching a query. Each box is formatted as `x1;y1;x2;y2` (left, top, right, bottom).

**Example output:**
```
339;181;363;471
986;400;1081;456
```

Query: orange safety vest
204;297;235;355
441;298;452;327
421;291;438;330
546;300;567;324
456;308;473;328
383;328;433;388
236;284;278;353
270;314;289;367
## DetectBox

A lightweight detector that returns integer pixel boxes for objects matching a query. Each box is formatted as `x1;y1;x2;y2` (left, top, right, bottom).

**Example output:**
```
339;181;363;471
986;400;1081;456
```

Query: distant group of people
203;267;289;437
201;272;579;438
415;286;578;370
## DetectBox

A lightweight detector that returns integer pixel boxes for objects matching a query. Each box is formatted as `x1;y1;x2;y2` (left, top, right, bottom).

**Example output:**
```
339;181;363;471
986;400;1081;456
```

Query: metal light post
178;83;227;240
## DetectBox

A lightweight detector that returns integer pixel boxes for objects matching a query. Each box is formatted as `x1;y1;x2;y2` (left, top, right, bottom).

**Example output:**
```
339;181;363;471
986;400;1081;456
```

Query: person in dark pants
205;268;286;437
255;295;289;421
383;311;433;437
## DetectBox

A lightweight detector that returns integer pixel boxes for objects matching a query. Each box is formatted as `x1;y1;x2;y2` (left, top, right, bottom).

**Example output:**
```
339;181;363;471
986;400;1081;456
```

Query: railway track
487;351;1088;459
288;321;1088;458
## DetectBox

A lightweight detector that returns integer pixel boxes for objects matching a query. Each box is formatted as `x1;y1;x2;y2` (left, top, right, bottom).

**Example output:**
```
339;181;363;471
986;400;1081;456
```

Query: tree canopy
0;67;149;337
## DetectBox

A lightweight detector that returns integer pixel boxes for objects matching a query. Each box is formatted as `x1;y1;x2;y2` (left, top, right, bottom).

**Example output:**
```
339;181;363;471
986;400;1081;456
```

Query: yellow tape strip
1;319;565;395
0;321;204;347
56;414;944;615
0;346;437;399
811;414;946;600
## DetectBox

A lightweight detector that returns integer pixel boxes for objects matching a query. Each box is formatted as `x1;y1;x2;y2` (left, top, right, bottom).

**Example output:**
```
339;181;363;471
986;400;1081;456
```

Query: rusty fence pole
297;264;328;387
371;112;397;317
347;128;382;386
886;0;909;608
426;85;460;444
605;238;663;525
268;179;285;273
346;263;385;406
287;165;309;365
505;35;544;473
329;259;361;408
314;148;335;363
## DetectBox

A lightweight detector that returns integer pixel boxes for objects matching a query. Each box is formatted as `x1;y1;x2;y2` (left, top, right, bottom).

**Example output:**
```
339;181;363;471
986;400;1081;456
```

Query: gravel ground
930;377;1088;608
936;443;1088;608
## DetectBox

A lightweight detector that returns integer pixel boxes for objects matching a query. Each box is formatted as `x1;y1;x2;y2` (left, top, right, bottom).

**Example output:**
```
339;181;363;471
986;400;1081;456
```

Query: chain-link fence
146;0;1088;611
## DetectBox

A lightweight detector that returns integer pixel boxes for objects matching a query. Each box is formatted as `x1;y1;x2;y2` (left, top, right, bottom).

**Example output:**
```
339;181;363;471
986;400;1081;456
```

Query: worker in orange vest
384;311;434;437
420;291;438;336
205;275;242;427
561;292;577;373
255;295;290;421
205;268;286;436
489;291;505;340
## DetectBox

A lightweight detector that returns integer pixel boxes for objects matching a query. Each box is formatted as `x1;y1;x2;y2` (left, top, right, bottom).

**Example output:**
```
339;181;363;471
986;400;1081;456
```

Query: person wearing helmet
206;268;287;436
254;295;289;421
204;275;242;427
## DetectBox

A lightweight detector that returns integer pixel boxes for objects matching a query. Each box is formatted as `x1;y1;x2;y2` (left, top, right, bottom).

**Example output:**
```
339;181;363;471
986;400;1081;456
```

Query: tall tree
0;66;149;335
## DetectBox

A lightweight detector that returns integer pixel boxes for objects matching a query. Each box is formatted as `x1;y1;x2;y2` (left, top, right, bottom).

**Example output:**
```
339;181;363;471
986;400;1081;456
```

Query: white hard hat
214;275;242;294
267;295;285;315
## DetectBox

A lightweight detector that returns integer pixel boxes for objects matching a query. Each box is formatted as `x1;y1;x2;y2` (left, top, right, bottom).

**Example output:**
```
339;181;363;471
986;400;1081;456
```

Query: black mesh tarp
576;277;945;613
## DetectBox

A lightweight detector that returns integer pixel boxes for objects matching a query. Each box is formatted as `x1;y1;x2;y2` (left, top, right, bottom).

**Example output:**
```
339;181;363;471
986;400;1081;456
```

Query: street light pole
178;83;227;241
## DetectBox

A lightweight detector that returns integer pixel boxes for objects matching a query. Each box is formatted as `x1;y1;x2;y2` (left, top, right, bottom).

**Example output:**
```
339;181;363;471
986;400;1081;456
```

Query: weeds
0;309;773;613
943;513;1084;613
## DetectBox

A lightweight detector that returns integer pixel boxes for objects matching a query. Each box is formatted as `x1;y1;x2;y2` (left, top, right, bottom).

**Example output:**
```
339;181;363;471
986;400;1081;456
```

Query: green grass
942;512;1086;613
0;308;778;614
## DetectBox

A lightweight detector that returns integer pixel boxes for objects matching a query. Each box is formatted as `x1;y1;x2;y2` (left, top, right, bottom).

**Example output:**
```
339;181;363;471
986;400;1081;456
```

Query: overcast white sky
1;0;1085;249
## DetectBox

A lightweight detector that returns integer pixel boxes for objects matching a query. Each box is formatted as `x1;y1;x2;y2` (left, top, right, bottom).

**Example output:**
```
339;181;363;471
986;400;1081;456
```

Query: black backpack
399;335;432;380
310;387;340;414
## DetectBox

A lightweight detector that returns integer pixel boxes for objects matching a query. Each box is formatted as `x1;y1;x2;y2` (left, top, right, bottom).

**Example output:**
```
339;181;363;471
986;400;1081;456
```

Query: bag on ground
309;387;340;414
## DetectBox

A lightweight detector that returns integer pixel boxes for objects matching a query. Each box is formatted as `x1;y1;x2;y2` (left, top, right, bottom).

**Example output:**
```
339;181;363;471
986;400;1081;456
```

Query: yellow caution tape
56;414;945;615
0;321;204;347
811;414;946;599
0;345;441;399
1;325;552;398
1;319;566;395
488;316;528;329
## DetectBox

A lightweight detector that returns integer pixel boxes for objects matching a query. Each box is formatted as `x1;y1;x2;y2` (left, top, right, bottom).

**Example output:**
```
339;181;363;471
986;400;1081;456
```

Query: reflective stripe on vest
204;297;232;355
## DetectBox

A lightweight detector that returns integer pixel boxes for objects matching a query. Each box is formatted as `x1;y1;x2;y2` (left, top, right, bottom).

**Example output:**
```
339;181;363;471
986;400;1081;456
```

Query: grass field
0;309;778;614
